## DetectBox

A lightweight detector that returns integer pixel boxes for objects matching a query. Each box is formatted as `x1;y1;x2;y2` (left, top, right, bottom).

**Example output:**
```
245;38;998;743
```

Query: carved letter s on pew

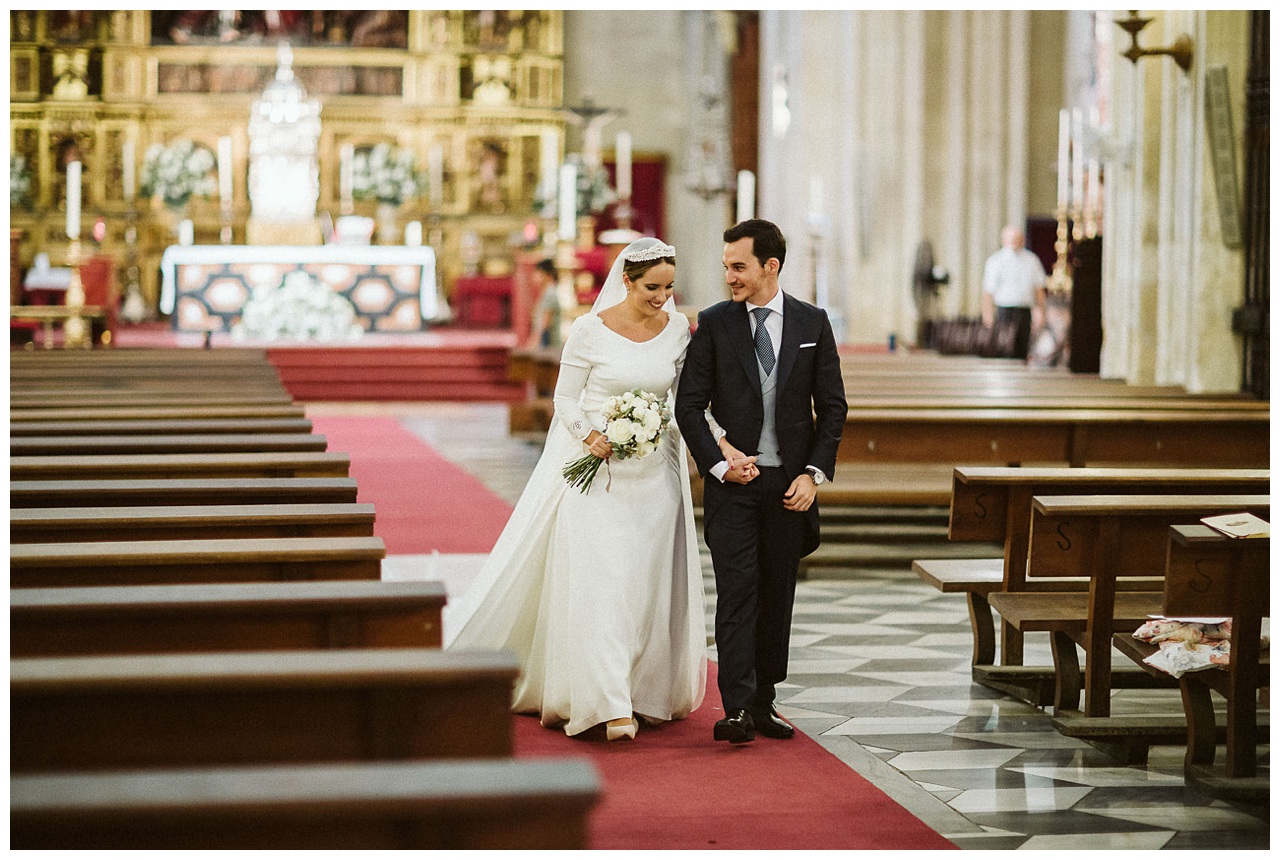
1190;559;1214;594
1055;521;1072;551
973;493;988;520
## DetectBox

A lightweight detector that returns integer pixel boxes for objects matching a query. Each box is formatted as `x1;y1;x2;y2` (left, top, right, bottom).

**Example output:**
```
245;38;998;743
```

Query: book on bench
1200;512;1270;539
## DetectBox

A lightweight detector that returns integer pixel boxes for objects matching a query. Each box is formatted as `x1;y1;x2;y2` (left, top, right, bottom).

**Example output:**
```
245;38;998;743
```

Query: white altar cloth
159;244;438;321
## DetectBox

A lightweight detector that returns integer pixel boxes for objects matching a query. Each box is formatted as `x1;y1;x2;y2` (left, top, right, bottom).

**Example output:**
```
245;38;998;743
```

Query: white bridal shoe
606;718;638;741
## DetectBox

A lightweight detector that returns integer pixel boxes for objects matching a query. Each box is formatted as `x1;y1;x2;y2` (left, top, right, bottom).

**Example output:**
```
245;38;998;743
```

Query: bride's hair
622;254;675;284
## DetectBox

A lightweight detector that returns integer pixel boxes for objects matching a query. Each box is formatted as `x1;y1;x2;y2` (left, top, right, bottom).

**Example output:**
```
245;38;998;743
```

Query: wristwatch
805;467;826;486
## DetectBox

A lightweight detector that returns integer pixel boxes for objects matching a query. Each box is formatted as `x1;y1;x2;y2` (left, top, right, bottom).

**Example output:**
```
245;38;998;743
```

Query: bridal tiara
624;241;676;262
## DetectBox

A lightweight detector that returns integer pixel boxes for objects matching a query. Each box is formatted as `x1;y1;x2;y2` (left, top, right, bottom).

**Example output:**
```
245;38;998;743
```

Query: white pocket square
798;342;817;349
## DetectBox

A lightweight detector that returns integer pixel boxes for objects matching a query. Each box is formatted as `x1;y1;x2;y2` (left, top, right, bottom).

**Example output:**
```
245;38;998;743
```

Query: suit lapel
775;292;801;393
729;302;762;391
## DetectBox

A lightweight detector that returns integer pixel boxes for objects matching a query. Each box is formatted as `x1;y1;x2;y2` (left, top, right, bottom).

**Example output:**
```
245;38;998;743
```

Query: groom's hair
724;219;786;274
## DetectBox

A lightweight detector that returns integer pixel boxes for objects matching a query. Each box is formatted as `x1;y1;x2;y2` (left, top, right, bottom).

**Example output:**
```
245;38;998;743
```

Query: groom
676;219;847;744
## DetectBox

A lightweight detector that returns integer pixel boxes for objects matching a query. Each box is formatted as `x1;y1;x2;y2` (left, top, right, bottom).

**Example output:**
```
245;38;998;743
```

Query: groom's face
723;238;778;305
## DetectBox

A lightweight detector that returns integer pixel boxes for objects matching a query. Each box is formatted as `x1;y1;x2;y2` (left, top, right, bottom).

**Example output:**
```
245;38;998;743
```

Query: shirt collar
746;289;785;316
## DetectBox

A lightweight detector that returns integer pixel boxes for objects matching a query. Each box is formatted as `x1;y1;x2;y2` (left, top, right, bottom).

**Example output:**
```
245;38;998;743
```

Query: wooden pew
10;649;519;772
11;433;329;455
915;467;1270;703
987;494;1269;760
1112;525;1269;798
11;503;376;543
10;391;297;409
11;758;600;850
11;580;447;655
11;477;359;508
10;536;386;588
11;404;308;421
9;417;316;436
838;407;1268;468
10;347;272;365
9;451;350;480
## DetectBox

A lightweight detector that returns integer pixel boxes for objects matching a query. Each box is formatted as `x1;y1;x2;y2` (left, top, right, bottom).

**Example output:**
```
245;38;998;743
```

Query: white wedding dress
444;306;707;736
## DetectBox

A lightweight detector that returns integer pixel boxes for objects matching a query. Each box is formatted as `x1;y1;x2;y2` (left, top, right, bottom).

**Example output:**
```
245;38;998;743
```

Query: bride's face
624;262;676;317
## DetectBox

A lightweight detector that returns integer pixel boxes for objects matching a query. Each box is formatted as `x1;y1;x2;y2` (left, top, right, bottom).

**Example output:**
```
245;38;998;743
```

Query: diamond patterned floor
313;402;1270;850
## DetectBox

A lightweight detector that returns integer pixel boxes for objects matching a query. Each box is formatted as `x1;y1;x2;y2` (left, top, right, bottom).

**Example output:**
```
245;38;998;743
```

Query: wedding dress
444;238;706;736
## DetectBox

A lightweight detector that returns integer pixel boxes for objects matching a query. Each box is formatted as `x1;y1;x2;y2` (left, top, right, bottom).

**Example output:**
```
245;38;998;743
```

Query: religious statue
247;43;322;232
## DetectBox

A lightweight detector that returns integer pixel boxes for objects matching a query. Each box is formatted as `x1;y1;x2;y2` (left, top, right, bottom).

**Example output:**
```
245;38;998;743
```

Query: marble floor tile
890;748;1024;772
948;786;1093;813
1018;831;1176;850
782;685;918;704
1010;765;1187;788
851;670;977;687
826;716;965;736
894;699;1042;718
1081;805;1268;831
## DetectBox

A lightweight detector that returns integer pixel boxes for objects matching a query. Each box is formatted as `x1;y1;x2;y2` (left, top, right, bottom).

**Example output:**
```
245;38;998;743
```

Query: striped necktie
751;307;775;376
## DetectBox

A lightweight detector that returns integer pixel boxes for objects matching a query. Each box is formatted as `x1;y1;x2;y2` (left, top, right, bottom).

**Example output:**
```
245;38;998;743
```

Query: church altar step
266;345;526;403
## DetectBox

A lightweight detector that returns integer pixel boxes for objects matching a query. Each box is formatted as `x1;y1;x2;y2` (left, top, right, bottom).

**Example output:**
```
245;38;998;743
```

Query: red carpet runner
310;416;512;554
319;415;955;850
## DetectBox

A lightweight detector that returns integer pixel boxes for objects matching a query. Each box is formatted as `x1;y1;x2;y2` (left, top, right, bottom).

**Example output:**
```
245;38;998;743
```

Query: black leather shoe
751;707;795;739
713;708;755;744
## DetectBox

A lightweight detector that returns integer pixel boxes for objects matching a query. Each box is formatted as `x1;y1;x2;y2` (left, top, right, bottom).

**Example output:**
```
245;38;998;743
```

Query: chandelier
684;76;734;201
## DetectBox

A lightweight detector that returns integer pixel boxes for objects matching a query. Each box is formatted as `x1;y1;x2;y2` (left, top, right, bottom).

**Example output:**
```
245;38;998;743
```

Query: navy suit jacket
675;292;847;556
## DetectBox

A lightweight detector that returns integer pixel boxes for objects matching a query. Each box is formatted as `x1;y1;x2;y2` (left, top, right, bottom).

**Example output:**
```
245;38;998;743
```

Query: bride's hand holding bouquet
564;389;670;493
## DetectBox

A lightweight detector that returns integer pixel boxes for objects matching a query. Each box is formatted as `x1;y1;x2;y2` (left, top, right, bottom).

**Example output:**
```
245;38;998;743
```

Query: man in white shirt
981;225;1047;360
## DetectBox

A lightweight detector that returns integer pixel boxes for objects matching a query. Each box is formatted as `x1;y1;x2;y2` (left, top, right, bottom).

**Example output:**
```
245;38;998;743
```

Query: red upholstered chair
78;255;117;345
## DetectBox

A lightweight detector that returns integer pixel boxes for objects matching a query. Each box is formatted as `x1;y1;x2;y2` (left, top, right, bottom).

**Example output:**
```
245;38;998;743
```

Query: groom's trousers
704;466;806;713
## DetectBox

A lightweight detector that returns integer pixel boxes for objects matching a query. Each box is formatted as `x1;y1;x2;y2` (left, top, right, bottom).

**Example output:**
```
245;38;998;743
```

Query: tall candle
558;161;577;242
1070;108;1083;210
539;129;558;194
122;138;136;202
736;170;755;223
428;144;444;207
65;160;81;241
339;143;354;211
1057;109;1069;210
615;131;631;199
1087;157;1100;213
404;220;422;247
217;136;233;203
808;175;824;216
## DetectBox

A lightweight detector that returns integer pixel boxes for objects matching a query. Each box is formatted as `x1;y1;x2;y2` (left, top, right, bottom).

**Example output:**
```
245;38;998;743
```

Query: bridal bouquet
563;388;670;493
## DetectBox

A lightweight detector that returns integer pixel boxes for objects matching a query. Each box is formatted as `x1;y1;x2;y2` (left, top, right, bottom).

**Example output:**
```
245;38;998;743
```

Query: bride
445;237;706;741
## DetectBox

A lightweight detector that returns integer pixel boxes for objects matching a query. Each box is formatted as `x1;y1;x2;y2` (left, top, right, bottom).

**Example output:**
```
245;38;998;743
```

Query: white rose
640;409;662;433
606;419;634;445
635;440;656;458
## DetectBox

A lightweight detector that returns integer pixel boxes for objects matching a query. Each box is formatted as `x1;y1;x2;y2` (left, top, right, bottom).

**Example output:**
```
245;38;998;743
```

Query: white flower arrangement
352;143;425;206
10;155;32;209
230;270;364;343
140;140;216;210
563;388;670;493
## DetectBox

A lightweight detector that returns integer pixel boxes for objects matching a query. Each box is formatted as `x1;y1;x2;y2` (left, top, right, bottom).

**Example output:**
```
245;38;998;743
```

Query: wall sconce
1115;10;1193;73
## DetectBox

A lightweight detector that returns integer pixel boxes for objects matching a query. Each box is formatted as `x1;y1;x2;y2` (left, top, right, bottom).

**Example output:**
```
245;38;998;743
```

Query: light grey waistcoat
755;353;781;467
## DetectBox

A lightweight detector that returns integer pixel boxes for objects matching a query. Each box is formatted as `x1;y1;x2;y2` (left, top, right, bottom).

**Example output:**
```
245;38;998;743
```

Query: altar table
160;245;438;333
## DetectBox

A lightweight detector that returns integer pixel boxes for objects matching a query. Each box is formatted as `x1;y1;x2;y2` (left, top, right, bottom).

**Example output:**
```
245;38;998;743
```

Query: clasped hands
718;438;817;512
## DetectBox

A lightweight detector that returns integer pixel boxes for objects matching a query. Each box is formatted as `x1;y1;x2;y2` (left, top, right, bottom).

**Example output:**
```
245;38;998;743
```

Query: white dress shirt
981;247;1047;308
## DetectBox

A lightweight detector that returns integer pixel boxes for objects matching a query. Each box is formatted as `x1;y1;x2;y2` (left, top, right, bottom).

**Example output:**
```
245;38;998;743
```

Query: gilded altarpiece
9;9;565;318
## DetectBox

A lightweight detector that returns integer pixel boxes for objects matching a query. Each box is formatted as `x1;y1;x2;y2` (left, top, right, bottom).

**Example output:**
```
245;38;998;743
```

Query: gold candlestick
62;238;91;349
1047;205;1074;296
